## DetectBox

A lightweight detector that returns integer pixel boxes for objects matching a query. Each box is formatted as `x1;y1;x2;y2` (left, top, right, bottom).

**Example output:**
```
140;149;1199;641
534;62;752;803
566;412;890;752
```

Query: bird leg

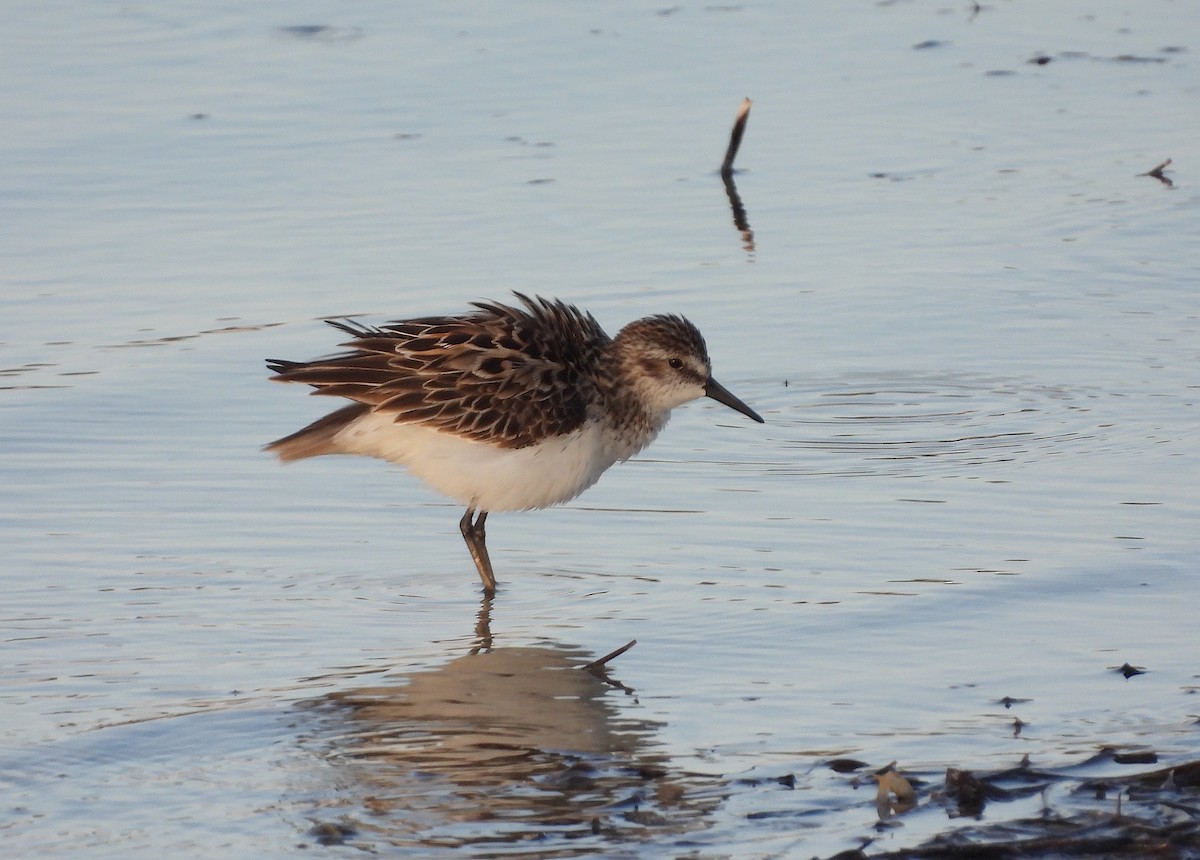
459;508;496;596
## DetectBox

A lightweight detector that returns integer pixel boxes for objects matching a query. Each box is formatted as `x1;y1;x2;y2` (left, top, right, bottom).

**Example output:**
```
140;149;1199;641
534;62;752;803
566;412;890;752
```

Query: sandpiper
266;293;763;595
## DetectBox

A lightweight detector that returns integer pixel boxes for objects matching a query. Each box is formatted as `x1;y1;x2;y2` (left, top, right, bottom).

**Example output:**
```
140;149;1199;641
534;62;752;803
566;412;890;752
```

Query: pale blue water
2;1;1198;857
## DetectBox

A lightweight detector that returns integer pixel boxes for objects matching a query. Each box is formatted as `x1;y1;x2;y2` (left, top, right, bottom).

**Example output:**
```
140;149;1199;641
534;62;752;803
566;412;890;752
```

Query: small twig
720;97;752;177
582;639;637;673
1138;157;1173;187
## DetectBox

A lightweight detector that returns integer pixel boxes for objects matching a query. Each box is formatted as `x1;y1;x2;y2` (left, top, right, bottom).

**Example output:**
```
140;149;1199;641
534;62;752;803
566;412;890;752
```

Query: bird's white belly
332;411;624;512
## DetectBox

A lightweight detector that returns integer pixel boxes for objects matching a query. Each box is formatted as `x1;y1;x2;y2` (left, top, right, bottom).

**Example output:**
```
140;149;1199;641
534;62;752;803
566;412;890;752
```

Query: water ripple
756;374;1105;478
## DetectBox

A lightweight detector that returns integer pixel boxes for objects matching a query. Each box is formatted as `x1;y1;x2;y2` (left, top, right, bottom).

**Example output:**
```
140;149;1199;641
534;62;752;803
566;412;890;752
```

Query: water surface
2;1;1197;856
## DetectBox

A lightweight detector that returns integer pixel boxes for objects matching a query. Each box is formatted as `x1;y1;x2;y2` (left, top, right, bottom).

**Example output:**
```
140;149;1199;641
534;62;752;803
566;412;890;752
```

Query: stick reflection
722;170;755;258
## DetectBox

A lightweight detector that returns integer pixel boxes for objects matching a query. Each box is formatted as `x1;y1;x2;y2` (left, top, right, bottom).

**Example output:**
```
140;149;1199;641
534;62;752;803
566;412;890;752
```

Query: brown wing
266;293;610;448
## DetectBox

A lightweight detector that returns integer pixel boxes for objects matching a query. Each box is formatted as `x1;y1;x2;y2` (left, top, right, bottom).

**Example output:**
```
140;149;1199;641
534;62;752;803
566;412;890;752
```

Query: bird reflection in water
300;598;723;851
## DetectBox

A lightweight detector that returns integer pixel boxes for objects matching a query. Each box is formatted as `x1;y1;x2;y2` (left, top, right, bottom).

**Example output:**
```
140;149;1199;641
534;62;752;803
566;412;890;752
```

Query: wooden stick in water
721;97;753;177
1139;157;1173;187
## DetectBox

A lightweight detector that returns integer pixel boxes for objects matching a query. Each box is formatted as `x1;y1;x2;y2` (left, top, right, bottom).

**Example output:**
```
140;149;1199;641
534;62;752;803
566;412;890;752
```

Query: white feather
331;409;665;512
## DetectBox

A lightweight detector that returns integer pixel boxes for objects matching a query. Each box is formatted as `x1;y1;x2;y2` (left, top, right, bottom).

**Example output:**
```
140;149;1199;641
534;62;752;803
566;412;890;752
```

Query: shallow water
2;1;1198;857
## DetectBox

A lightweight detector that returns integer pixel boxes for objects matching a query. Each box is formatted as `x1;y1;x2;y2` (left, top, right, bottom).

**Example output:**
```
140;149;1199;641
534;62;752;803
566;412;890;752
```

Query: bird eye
668;357;684;370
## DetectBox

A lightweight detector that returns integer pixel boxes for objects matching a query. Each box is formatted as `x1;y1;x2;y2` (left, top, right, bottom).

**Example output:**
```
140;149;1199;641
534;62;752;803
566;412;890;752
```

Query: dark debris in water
855;813;1200;858
823;756;1200;859
307;819;358;846
996;695;1031;709
1035;49;1177;65
1115;662;1148;679
980;47;1181;78
1139;158;1175;188
829;758;872;774
1111;749;1158;766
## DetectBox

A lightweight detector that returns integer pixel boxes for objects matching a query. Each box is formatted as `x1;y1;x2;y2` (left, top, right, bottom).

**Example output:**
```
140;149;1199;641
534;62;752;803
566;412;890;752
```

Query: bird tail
265;403;370;462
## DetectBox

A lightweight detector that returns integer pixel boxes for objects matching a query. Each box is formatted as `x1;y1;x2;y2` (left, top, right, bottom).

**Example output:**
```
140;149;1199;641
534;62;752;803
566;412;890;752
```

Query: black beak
704;376;764;423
